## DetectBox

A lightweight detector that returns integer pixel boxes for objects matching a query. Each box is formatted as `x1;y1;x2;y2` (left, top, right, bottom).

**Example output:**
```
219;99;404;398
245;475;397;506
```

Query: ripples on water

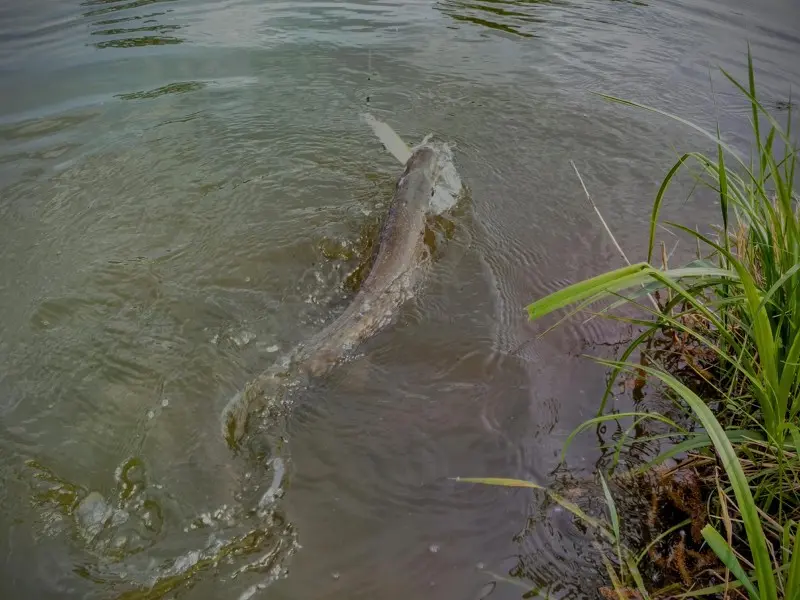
84;0;183;48
2;0;800;598
438;0;555;38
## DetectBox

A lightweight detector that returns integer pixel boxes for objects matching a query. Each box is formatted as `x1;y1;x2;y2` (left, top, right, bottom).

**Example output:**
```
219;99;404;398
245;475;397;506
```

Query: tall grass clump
461;49;800;599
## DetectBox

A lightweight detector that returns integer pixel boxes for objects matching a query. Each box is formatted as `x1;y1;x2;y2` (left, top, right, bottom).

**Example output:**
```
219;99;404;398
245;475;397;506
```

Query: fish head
399;146;440;213
406;142;462;216
405;145;439;179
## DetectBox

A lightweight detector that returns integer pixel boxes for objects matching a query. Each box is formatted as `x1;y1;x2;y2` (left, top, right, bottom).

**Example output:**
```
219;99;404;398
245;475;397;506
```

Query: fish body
222;145;441;447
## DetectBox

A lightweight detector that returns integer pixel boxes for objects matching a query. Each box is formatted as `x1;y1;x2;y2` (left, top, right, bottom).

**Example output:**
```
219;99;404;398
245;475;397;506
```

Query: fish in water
26;119;460;600
221;118;460;449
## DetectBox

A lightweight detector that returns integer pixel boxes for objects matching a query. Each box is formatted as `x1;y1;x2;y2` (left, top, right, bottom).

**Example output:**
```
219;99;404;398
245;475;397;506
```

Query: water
1;0;798;598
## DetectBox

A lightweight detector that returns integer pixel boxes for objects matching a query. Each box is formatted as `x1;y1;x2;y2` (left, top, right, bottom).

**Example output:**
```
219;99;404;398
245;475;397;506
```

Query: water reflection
438;0;556;38
116;81;205;100
81;0;178;18
438;0;649;38
82;0;183;48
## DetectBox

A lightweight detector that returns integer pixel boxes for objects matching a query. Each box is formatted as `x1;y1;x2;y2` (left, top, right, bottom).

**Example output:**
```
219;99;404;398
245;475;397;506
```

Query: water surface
1;0;799;598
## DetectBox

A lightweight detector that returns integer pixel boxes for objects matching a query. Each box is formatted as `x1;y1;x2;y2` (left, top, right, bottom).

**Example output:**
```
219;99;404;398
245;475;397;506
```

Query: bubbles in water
258;457;286;509
239;581;269;600
232;330;256;348
75;491;113;542
208;327;257;348
25;455;297;597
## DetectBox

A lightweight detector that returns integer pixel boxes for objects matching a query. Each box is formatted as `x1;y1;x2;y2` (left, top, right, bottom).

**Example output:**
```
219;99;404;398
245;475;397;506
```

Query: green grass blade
646;270;733;340
661;266;741;279
720;63;795;150
599;473;625;584
599;553;627;600
663;221;738;263
595;93;747;168
526;263;652;320
674;581;745;598
527;259;739;328
648;154;690;263
453;477;611;537
702;524;760;598
780;330;800;421
599;474;620;542
787;521;800;600
789;427;800;459
755;263;800;317
747;44;761;155
603;295;768;397
737;263;781;430
598;327;654;416
635;518;692;565
717;124;730;239
454;477;544;489
562;412;683;463
664;223;780;424
640;429;764;473
624;554;651;600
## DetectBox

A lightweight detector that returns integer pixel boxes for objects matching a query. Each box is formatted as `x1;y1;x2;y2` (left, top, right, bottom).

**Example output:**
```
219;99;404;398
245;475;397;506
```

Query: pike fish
221;116;459;448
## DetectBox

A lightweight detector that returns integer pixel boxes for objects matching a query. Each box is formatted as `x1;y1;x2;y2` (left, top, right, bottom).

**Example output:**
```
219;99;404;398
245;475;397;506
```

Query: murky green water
1;0;799;598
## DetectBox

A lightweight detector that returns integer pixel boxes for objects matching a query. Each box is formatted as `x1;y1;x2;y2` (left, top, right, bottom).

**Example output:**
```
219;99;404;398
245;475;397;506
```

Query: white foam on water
424;139;462;215
362;113;462;216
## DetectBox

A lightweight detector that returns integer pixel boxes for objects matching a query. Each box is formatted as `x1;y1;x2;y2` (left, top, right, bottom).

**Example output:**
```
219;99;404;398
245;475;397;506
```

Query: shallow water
1;0;799;598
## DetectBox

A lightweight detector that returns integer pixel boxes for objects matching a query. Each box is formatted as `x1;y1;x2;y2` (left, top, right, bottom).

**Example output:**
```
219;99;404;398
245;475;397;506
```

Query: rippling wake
26;115;465;599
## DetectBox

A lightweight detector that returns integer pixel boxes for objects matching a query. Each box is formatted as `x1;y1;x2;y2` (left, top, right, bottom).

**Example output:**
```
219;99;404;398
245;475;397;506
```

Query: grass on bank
461;48;800;599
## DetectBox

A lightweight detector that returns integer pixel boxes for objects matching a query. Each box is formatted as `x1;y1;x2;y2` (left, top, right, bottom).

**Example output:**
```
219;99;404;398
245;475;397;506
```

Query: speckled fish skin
222;146;439;448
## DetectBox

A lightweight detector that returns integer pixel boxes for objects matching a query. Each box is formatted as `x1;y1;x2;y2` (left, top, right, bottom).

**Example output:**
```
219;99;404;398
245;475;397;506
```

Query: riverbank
467;49;800;599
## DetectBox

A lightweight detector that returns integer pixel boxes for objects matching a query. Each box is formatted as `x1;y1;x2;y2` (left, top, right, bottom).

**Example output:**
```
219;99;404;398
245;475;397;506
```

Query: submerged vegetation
463;49;800;599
